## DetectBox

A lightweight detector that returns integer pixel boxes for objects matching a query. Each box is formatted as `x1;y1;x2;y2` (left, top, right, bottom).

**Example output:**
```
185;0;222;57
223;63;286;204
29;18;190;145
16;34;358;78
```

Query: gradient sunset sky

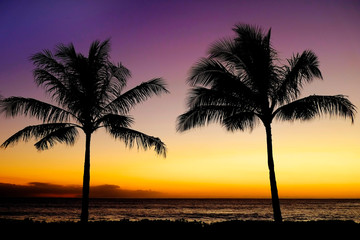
0;0;359;198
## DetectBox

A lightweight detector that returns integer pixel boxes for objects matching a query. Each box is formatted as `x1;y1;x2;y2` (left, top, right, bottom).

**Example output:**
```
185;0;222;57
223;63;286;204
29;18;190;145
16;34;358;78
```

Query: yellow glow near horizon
1;114;359;198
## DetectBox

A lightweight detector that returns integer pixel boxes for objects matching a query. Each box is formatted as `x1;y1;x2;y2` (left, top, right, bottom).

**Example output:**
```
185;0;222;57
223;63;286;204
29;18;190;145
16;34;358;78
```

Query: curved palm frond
186;87;254;111
108;62;131;91
54;42;79;67
88;39;110;65
223;112;259;132
31;48;83;110
274;95;356;123
30;49;74;106
208;37;244;70
30;49;66;77
177;105;239;132
0;97;73;123
106;126;167;157
188;58;256;100
233;24;267;44
103;78;169;114
276;50;323;104
0;123;76;149
32;69;70;104
209;25;276;83
189;57;237;86
95;62;132;107
95;113;134;129
34;126;79;150
207;24;279;103
233;25;277;93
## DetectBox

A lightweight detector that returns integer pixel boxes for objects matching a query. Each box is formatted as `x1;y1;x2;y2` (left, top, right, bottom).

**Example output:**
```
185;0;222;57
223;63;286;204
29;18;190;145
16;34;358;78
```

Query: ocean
0;198;359;223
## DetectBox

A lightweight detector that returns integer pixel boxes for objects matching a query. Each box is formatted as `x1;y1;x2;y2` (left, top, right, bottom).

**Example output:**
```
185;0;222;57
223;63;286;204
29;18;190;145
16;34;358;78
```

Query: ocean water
0;198;359;223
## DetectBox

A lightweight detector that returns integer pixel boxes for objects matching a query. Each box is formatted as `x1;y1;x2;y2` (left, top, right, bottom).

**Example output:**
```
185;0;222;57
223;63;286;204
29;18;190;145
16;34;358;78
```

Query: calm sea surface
0;198;359;223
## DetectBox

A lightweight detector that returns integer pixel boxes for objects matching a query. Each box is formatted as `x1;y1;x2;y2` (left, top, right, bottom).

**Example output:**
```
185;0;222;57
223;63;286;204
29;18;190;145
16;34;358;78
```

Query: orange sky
1;116;359;198
0;0;359;198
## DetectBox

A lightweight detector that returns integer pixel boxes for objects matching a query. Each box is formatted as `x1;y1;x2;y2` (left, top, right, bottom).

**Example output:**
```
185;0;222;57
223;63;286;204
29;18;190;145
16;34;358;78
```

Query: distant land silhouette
0;182;165;198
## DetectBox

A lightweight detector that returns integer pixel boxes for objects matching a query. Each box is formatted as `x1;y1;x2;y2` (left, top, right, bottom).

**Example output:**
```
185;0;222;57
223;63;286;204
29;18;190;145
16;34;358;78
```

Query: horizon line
1;196;359;200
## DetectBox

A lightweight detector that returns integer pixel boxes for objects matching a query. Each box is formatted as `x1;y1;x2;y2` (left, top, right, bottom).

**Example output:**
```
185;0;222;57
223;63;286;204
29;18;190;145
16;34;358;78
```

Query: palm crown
1;39;168;155
177;25;355;132
177;24;356;222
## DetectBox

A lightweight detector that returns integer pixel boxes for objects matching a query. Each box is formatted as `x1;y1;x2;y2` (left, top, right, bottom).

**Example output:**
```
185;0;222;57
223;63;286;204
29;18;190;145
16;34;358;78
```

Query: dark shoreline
1;219;359;239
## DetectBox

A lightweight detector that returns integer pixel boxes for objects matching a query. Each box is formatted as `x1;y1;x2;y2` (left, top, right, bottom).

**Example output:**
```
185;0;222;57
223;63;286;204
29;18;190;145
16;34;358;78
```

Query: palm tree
176;24;356;222
0;39;169;222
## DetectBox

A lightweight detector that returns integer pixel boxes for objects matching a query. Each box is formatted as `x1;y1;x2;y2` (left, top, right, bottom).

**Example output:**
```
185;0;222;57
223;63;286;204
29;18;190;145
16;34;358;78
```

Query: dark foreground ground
1;219;359;239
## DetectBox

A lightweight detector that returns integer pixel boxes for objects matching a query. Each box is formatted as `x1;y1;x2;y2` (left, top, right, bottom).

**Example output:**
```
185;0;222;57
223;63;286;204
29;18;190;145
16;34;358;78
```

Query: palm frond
34;126;79;150
187;87;252;110
189;58;237;86
31;47;82;110
97;62;132;102
233;24;275;61
233;24;265;43
208;24;278;98
54;42;79;66
207;38;246;73
188;58;256;99
0;123;75;149
276;50;322;104
0;97;73;123
103;78;169;114
108;62;131;90
95;114;134;129
32;69;70;104
30;50;66;78
223;112;259;132
287;50;322;81
176;105;238;132
88;39;110;65
274;95;356;123
106;126;167;157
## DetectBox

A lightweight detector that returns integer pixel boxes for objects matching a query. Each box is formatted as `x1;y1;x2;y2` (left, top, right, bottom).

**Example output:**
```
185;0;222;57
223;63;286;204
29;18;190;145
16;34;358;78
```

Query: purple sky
2;0;359;96
2;0;359;128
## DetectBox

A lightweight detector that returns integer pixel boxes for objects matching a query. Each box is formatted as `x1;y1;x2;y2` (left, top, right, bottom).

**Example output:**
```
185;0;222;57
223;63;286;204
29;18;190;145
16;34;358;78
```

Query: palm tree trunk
80;132;91;222
264;123;282;223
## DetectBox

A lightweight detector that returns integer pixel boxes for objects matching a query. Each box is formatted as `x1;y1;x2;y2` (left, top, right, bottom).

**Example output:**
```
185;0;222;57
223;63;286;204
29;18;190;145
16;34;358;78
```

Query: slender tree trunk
264;122;282;223
80;132;91;222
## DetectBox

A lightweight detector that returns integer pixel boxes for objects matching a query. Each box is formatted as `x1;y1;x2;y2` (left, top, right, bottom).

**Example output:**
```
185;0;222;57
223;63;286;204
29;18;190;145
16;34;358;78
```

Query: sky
0;0;359;198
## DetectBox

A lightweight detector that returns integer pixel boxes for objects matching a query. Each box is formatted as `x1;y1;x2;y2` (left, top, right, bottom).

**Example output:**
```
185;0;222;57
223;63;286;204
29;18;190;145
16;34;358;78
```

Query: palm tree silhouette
176;24;356;222
0;39;168;222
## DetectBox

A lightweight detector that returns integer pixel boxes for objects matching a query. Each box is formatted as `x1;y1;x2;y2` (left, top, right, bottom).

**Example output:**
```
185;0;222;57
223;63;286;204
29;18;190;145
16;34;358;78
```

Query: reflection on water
0;198;359;223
